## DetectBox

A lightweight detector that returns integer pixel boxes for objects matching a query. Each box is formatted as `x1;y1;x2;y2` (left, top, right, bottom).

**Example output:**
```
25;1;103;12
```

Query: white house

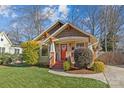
0;32;22;54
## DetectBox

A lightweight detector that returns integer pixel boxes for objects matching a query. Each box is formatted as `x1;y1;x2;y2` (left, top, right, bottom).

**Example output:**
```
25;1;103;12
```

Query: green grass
0;66;109;88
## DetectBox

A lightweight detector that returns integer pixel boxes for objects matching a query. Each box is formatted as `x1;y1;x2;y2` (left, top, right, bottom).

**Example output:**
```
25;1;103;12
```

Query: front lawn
0;66;109;88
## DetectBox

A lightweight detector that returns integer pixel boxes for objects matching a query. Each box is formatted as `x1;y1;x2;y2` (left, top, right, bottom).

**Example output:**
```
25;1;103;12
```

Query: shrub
0;53;12;65
21;41;40;65
11;54;23;63
98;52;124;65
63;61;71;71
93;61;105;73
74;48;93;69
94;58;103;62
0;53;23;65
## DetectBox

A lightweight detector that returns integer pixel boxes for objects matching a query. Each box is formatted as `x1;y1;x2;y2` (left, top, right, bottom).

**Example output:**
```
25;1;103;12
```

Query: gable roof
0;32;13;46
33;20;97;45
42;23;97;44
33;20;64;40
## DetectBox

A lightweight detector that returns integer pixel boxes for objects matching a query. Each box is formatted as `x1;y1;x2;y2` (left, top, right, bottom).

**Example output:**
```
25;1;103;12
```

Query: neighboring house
117;44;124;53
0;32;22;54
34;20;97;68
117;37;124;53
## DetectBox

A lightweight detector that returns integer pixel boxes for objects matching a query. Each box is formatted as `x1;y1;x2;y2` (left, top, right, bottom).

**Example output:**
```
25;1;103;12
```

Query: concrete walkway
49;69;108;83
49;65;124;88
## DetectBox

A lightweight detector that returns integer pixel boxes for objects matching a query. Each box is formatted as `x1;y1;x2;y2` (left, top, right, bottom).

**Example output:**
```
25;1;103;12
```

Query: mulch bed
66;69;96;74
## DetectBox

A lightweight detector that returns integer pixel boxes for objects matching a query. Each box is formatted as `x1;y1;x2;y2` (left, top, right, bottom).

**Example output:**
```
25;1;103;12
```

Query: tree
64;5;84;29
99;6;124;52
11;5;55;41
81;6;100;37
7;23;22;45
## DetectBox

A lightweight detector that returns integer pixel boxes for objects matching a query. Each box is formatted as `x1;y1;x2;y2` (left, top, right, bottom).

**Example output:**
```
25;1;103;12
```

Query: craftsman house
34;20;97;68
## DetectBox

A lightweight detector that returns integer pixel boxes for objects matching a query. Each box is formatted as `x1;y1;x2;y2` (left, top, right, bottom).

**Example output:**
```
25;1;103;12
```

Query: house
117;36;124;53
0;32;22;54
34;20;97;68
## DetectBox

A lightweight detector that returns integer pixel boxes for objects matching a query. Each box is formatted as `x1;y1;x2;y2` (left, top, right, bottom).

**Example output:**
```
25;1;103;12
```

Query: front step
52;61;63;69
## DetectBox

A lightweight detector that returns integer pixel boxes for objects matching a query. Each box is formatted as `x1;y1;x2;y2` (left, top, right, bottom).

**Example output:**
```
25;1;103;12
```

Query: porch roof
54;36;89;43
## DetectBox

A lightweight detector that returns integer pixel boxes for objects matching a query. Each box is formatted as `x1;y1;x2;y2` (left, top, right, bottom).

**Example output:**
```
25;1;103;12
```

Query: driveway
104;65;124;88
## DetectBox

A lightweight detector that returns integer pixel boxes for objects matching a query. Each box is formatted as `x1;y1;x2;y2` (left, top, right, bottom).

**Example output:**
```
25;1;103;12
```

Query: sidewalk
49;69;107;84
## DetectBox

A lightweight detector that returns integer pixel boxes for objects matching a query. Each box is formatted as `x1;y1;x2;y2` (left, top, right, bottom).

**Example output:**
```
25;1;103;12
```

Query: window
42;47;48;56
0;47;5;54
15;49;20;54
1;38;3;41
76;43;84;48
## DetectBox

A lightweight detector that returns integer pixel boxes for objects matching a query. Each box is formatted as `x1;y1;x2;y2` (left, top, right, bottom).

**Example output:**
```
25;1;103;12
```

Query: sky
0;5;97;32
0;5;123;46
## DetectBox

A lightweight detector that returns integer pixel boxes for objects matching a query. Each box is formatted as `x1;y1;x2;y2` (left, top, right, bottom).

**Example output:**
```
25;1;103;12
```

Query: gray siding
40;56;49;65
56;26;89;38
48;22;63;35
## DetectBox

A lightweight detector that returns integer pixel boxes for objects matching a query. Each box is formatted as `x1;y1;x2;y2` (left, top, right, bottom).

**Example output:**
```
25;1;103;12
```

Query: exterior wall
40;46;49;65
0;32;22;54
35;22;63;41
56;27;89;38
40;56;49;65
48;22;63;35
10;47;22;54
0;33;12;53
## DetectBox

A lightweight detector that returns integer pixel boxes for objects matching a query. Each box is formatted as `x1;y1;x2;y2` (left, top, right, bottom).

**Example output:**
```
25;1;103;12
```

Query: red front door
61;44;67;61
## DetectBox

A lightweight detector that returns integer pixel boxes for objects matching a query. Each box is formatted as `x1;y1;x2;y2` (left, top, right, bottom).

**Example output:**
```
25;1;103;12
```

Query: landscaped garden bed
63;48;105;74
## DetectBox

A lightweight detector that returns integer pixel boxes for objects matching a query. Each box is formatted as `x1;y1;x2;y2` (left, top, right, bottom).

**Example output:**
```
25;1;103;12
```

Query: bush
63;61;71;71
74;48;93;69
21;41;40;65
11;54;23;63
93;61;105;73
0;53;12;65
0;53;23;65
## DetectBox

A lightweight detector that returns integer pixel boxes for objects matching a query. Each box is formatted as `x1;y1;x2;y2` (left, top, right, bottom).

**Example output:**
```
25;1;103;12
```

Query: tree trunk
105;26;108;52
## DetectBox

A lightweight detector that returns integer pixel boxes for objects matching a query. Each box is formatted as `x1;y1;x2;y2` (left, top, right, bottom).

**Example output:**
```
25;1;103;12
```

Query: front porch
40;36;90;68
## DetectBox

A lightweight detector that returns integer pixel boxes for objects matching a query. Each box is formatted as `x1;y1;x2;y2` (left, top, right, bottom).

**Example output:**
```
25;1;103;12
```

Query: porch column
49;41;56;68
